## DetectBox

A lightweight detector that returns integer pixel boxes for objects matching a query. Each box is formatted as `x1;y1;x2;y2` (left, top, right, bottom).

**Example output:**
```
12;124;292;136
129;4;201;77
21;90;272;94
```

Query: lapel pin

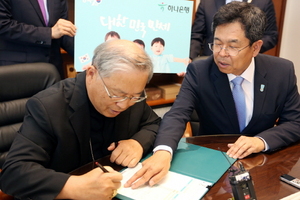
260;84;265;92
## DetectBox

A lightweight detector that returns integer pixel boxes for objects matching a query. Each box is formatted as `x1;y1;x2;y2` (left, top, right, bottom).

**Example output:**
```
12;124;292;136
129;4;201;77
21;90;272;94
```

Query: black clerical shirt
89;102;116;160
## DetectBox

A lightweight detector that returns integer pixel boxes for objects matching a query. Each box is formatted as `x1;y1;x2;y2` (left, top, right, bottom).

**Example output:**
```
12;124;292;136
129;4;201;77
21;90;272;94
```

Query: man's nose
116;99;135;110
218;47;229;57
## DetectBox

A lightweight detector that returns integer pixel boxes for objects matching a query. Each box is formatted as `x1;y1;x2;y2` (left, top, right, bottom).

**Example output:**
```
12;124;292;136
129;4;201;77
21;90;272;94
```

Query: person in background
125;1;300;189
0;0;76;79
105;31;121;41
133;39;145;49
0;39;161;200
150;37;189;73
190;0;278;61
82;31;122;71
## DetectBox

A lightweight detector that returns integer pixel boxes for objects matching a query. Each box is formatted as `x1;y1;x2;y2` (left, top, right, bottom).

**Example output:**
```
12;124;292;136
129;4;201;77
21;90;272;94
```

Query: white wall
279;0;300;90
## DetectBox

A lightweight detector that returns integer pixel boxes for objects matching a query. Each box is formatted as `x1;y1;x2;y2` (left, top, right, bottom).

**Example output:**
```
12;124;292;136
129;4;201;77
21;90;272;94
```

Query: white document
280;191;300;200
117;163;212;200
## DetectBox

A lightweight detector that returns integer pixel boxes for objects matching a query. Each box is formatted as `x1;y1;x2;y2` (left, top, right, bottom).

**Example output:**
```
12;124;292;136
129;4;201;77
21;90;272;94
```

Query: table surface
71;135;300;200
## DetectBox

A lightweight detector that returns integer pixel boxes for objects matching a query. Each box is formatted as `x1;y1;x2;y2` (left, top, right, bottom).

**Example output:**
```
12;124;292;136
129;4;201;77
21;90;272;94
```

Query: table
71;135;300;200
185;135;300;200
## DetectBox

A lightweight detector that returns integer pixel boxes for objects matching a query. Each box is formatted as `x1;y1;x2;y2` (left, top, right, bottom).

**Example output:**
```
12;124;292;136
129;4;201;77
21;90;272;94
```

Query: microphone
219;149;257;200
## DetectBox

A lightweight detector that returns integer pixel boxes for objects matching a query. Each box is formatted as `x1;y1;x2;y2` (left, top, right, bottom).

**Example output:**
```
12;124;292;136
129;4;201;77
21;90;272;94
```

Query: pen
95;161;109;173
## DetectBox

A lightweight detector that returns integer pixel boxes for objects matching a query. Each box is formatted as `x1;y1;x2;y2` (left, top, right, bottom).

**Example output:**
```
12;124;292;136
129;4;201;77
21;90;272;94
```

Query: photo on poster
74;0;193;74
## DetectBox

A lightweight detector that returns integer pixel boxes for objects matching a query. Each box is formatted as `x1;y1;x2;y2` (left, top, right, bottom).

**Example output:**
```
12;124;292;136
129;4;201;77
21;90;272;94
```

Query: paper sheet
280;191;300;200
117;163;212;200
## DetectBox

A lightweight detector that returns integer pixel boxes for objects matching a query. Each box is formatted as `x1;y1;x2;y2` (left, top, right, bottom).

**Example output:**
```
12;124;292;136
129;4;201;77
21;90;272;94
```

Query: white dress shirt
226;0;242;4
227;57;254;128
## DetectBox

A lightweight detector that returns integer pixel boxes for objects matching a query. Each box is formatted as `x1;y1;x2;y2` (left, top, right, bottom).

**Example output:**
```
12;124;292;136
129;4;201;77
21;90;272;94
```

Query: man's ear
85;65;98;81
252;40;263;57
85;64;96;71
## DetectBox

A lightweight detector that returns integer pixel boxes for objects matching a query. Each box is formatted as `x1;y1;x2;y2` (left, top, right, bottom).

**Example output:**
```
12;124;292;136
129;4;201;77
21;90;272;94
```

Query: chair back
0;63;60;168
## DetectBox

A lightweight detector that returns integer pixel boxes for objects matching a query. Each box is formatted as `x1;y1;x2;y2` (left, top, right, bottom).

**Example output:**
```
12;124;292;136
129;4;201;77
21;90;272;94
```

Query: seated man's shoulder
31;78;77;106
257;54;294;69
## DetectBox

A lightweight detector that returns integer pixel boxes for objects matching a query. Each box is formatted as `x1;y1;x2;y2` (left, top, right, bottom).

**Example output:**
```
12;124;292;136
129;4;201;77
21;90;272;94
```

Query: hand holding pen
95;162;118;198
95;162;109;173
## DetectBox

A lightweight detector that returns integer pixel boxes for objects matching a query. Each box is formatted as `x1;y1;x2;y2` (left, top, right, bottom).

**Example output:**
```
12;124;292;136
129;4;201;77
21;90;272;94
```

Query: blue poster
74;0;193;74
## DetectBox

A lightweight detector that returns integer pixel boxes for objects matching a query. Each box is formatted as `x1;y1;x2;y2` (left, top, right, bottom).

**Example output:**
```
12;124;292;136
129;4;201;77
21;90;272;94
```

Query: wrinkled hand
108;139;143;168
51;19;77;39
227;136;265;159
124;150;171;189
58;166;122;200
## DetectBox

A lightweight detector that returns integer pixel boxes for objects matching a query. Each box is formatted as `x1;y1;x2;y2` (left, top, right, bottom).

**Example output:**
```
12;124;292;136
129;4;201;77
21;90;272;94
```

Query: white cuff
255;136;269;152
153;145;173;156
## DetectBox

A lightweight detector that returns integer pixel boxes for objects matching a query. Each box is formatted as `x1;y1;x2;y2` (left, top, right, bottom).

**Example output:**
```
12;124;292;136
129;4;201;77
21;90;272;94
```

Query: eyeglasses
208;43;250;56
99;74;147;103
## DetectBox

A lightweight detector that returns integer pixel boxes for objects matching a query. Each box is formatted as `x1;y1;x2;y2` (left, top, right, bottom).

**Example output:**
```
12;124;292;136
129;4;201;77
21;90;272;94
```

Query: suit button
35;41;45;44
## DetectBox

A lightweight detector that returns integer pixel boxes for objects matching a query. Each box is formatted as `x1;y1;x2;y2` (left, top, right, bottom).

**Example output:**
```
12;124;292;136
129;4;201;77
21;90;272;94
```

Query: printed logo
158;2;167;11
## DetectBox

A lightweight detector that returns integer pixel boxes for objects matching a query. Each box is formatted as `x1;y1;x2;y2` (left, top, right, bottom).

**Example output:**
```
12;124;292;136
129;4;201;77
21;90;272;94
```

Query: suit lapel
46;0;54;26
29;0;46;26
211;63;240;132
209;56;268;133
244;56;267;132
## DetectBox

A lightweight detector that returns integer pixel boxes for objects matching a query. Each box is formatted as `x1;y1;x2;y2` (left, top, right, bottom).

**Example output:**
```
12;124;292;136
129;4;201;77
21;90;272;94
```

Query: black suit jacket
0;0;74;77
190;0;278;59
0;72;161;199
155;54;300;153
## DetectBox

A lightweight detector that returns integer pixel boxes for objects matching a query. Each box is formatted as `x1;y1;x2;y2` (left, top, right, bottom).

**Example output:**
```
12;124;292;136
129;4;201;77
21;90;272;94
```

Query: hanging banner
74;0;193;74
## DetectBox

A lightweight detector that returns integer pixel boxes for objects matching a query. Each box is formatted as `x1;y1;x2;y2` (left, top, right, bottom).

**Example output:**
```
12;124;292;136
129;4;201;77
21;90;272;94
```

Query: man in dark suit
0;0;76;78
125;2;300;189
0;40;161;199
190;0;278;60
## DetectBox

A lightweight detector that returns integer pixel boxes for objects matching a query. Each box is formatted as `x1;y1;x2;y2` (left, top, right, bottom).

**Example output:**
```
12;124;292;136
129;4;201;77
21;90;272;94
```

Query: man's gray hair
92;40;153;82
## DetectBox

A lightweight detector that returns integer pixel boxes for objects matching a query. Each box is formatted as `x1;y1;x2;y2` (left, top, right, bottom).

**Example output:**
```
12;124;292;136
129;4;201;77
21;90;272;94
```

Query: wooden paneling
67;0;74;23
264;0;287;57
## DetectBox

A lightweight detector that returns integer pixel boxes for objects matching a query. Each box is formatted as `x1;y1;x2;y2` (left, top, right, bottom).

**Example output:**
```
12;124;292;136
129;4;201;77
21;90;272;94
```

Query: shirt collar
227;57;255;84
226;0;243;4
